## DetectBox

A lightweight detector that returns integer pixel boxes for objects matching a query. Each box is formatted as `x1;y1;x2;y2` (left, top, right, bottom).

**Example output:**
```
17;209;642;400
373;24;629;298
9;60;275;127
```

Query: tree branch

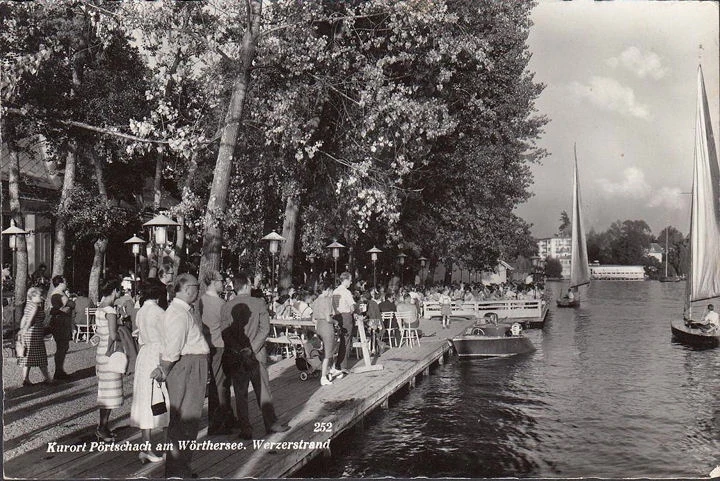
4;107;170;144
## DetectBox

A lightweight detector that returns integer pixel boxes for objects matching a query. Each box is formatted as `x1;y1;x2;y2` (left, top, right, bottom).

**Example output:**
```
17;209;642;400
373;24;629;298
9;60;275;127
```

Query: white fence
422;299;546;320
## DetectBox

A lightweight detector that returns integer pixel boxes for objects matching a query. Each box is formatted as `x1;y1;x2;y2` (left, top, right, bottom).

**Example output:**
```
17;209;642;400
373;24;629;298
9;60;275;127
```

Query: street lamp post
124;235;146;293
367;246;382;289
307;253;316;288
326;240;345;285
2;220;28;357
261;232;285;299
397;252;407;287
143;214;180;275
419;256;428;286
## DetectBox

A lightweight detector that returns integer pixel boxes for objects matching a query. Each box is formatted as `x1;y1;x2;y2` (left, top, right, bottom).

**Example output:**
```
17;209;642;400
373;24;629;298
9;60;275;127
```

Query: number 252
314;422;333;432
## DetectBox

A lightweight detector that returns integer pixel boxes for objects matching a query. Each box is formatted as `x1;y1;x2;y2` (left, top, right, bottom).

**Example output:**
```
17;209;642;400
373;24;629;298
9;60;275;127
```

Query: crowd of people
11;262;544;477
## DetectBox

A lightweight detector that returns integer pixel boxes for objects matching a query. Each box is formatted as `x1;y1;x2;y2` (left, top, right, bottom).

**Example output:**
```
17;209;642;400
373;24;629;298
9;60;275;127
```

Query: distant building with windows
589;263;645;281
537;236;571;278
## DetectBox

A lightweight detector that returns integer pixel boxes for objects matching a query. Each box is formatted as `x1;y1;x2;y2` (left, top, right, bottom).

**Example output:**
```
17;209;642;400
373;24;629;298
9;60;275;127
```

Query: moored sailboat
670;66;720;349
659;229;681;282
557;145;591;308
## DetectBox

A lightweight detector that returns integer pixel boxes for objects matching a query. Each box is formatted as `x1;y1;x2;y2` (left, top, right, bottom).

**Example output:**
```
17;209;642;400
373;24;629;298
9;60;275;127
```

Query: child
439;288;452;329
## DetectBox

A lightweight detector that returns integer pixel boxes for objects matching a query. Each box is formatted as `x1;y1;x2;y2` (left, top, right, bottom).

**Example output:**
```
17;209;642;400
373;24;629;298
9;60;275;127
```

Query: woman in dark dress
18;287;51;386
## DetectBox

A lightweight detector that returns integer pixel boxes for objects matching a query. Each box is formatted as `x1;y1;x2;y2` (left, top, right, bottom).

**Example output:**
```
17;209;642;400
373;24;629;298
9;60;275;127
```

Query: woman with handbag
94;280;123;442
18;287;52;386
130;279;169;464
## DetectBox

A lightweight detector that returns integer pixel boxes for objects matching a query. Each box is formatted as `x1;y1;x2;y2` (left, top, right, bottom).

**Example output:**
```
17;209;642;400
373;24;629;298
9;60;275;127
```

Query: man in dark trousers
220;273;289;439
49;276;75;380
152;274;209;478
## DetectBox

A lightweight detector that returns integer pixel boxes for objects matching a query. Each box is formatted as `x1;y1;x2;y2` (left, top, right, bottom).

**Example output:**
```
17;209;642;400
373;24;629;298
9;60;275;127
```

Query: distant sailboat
557;145;591;308
670;66;720;348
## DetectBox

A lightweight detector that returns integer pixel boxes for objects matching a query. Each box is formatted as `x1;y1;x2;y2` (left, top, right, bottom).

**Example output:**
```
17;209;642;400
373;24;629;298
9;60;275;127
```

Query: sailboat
659;229;681;282
557;145;591;308
670;66;720;348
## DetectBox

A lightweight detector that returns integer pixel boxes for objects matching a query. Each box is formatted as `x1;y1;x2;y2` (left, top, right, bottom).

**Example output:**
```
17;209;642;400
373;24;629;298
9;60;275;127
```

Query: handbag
150;381;167;416
105;340;128;374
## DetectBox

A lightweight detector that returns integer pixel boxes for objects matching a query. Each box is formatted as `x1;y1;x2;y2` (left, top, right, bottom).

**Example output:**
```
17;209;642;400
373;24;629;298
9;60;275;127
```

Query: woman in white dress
95;281;123;442
130;278;169;464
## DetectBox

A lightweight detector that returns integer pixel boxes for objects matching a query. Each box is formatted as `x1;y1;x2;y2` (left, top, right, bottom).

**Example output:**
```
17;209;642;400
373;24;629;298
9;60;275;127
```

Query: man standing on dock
332;272;356;375
220;273;289;438
152;274;209;478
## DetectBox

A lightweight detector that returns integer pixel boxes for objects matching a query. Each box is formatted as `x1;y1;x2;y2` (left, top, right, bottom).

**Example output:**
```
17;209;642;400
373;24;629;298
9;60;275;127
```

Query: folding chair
381;311;399;348
397;311;421;348
74;307;96;343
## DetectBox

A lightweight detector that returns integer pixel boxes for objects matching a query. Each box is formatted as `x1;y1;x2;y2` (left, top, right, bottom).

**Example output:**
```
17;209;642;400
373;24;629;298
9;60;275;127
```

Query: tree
544;256;562;278
656;225;685;276
558;210;571;238
610;220;652;265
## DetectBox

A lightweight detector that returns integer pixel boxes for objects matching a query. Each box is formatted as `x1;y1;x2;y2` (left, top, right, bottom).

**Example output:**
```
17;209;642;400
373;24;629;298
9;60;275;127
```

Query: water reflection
301;281;720;478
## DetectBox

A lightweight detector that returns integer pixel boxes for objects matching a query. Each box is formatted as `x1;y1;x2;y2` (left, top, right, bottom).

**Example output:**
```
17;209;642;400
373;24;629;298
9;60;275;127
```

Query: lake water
300;281;720;478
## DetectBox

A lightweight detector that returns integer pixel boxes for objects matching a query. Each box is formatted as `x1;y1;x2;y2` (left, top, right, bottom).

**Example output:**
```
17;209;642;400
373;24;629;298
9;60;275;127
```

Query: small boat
659;275;682;283
557;145;591;308
670;66;720;349
556;297;579;308
451;316;535;358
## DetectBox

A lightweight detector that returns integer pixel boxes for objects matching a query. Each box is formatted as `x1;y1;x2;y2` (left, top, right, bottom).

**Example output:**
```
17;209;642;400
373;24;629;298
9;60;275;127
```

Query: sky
515;0;720;240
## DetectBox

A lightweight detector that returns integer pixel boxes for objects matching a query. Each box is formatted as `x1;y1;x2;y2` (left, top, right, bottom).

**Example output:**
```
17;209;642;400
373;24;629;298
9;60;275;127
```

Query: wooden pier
4;316;476;479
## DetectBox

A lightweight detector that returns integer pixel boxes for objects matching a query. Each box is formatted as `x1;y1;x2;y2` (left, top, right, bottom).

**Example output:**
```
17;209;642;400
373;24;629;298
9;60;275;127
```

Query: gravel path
3;339;134;461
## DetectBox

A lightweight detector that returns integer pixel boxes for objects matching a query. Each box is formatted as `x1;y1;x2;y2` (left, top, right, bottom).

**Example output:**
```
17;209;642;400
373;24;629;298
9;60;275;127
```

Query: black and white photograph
1;0;719;478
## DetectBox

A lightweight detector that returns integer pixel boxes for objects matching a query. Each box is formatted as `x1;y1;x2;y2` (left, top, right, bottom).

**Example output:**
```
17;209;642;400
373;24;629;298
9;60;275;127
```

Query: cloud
570;76;650;119
647;186;686;210
606;46;668;80
596;167;651;198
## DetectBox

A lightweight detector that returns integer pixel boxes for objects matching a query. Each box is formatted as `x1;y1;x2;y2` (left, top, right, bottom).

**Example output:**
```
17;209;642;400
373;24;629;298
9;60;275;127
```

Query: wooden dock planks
4;316;475;479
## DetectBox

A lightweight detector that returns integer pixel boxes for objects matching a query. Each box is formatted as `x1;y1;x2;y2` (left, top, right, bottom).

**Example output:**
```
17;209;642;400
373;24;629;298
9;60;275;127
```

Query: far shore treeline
547;213;688;280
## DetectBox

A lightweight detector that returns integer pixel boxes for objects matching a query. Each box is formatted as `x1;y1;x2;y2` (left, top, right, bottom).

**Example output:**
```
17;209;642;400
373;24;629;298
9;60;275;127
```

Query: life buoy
510;323;522;336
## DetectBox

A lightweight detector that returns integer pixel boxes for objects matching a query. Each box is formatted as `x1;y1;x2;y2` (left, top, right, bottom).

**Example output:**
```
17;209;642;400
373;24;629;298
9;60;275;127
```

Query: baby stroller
295;335;324;381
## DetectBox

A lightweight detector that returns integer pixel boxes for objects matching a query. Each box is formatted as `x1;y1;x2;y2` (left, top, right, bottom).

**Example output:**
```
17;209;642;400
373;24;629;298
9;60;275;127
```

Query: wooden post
351;317;383;374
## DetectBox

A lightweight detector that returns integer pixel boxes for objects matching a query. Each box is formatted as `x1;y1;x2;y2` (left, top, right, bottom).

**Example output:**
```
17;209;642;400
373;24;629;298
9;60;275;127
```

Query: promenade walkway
3;315;475;479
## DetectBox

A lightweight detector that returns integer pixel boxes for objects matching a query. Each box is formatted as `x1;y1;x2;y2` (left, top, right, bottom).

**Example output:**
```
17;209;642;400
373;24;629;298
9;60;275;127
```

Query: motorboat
451;316;535;358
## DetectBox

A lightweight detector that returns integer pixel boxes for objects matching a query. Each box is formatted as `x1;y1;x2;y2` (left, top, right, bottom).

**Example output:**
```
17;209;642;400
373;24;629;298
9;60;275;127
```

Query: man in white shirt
701;304;720;329
152;274;209;478
332;272;355;374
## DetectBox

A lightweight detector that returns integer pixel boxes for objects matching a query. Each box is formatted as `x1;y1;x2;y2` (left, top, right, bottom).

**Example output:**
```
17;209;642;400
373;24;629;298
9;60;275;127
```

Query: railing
422;298;546;320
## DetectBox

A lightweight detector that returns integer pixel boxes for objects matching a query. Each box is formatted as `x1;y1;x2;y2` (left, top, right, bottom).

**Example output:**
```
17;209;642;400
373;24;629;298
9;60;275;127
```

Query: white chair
74;307;96;343
381;312;399;348
397;311;420;348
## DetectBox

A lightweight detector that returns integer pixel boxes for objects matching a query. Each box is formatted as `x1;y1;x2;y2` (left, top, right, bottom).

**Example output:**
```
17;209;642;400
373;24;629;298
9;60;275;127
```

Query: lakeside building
1;141;57;274
645;243;664;263
536;236;571;278
589;263;645;281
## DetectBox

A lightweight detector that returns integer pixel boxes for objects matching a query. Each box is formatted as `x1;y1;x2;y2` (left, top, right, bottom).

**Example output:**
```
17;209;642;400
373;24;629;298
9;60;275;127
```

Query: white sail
570;145;591;289
688;65;720;303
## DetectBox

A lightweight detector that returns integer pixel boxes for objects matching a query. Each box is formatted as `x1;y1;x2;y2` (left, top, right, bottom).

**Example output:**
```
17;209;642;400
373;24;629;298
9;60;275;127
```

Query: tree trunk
8;149;28;323
278;194;300;290
88;238;108;303
198;0;262;291
51;38;86;277
153;156;163;209
87;150;109;302
444;258;453;285
51;140;77;277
